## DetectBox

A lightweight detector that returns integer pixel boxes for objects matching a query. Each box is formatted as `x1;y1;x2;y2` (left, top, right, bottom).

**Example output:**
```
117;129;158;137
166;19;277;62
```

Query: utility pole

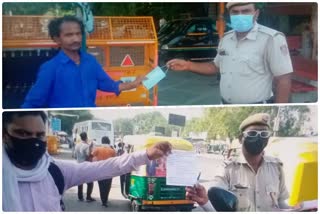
216;3;225;39
273;106;282;136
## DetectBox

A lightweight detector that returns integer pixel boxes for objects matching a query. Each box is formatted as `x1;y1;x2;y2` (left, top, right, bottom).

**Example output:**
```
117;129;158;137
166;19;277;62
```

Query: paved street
54;145;224;212
52;138;316;212
155;67;317;105
157;69;221;106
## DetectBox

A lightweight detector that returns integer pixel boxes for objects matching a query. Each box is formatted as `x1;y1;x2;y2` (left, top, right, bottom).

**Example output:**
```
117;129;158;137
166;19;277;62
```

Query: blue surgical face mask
143;66;167;90
230;15;254;33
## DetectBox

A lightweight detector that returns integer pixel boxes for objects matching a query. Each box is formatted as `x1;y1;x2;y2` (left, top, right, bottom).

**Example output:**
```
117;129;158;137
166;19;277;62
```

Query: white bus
72;120;114;146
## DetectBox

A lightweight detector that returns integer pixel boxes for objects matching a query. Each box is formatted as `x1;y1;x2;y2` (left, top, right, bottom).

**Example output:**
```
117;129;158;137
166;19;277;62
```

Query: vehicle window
187;25;196;33
211;23;217;31
187;24;208;33
158;20;184;36
92;122;111;131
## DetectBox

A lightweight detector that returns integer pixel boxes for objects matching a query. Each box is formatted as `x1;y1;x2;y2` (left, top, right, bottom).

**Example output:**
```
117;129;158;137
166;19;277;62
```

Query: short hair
3;111;47;129
80;132;87;141
118;142;125;148
228;3;257;11
48;16;85;39
101;136;110;144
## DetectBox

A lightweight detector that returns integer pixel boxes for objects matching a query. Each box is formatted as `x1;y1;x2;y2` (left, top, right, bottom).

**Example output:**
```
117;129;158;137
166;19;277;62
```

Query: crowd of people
73;133;129;207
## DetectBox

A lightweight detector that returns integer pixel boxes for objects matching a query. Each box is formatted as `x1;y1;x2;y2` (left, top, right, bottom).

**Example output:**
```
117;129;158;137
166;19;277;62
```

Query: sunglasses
243;130;272;138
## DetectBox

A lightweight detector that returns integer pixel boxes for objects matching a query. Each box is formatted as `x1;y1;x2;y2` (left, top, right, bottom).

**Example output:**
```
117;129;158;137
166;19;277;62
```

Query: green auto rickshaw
122;135;195;211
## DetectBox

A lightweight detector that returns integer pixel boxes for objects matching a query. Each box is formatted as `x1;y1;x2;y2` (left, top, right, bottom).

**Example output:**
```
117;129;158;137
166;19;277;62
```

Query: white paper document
166;150;199;186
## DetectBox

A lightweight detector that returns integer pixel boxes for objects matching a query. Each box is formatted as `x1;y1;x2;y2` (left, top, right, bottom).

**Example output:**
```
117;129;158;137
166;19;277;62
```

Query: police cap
239;113;271;132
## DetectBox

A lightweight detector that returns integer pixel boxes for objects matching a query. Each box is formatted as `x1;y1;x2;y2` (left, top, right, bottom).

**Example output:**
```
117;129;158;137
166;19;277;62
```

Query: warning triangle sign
121;54;135;67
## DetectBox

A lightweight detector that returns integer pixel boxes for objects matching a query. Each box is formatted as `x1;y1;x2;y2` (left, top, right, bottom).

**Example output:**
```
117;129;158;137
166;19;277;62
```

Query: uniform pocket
265;184;280;208
219;55;234;75
239;54;265;76
231;185;251;211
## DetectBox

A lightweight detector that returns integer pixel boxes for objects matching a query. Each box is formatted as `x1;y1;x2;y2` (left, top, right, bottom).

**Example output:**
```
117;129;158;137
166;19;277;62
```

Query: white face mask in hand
143;65;169;90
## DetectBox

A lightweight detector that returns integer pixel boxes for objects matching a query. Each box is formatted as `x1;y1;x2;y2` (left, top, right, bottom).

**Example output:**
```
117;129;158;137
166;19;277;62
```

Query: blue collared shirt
22;50;121;108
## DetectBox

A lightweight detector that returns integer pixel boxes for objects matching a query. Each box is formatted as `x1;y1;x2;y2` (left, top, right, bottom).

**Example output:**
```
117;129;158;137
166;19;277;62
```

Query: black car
158;17;223;65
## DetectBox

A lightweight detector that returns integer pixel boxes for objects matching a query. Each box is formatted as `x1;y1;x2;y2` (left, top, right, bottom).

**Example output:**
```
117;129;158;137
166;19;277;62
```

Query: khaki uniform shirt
212;154;289;211
214;23;293;104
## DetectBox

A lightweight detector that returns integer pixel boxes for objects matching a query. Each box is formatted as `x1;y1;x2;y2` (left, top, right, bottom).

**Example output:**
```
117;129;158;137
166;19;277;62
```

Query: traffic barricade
3;15;159;107
47;135;59;155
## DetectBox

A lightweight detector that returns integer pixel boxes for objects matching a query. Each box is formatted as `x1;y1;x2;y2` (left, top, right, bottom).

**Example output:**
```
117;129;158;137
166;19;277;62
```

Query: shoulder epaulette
258;25;284;37
223;30;234;37
264;155;283;166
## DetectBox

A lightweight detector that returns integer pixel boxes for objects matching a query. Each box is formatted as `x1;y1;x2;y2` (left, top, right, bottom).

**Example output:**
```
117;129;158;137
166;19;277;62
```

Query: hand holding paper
185;184;209;206
143;66;167;90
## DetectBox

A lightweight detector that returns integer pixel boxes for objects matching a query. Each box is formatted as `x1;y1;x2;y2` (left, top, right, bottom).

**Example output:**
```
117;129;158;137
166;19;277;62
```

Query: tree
3;3;76;15
182;117;203;137
92;3;208;20
132;111;167;134
113;118;134;136
92;3;138;16
277;106;310;136
184;106;310;140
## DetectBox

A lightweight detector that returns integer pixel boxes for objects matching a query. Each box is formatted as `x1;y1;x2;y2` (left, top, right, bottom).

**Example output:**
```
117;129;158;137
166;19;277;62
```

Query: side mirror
208;187;238;211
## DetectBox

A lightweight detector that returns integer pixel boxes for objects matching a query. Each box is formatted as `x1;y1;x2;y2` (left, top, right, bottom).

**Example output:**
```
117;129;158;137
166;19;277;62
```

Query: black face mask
243;136;268;155
5;133;47;167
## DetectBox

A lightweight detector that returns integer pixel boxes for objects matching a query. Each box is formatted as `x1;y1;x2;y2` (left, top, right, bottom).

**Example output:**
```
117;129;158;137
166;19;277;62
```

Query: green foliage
255;3;267;10
182;106;310;140
132;111;167;134
113;118;134;136
182;117;204;137
3;3;76;16
277;106;310;136
50;106;310;139
113;111;184;137
92;3;208;20
92;3;138;16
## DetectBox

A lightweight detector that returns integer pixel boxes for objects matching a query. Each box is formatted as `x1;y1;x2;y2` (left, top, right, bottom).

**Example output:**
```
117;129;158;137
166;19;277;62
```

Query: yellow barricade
3;15;159;106
47;135;59;155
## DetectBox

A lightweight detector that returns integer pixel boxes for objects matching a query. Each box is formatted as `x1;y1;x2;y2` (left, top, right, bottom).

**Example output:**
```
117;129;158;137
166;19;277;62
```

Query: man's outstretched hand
146;141;172;160
166;59;190;71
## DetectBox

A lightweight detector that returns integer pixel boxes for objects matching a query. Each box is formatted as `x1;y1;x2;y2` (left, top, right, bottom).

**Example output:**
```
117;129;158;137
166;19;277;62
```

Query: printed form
166;150;200;186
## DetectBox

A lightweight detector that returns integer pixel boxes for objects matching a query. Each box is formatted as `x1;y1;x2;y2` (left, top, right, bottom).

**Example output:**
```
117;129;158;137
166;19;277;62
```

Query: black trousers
78;182;94;200
98;178;113;204
120;174;126;195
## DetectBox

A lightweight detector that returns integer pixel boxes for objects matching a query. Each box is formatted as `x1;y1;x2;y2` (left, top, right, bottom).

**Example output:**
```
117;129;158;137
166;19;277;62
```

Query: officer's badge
280;45;289;56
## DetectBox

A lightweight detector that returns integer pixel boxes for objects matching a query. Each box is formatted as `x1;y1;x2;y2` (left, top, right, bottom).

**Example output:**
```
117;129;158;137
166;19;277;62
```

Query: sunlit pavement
56;138;316;211
54;145;223;212
156;68;317;105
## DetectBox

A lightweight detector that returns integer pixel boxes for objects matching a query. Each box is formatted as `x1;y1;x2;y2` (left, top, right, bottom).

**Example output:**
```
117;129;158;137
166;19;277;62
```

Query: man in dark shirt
22;16;144;108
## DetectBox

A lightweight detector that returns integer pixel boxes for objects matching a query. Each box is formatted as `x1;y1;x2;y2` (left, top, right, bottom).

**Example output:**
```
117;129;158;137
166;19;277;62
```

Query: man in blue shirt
22;16;144;108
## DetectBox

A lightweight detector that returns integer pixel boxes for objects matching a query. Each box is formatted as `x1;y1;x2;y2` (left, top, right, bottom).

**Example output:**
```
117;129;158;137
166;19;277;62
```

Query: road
155;67;317;105
157;69;221;105
54;145;224;212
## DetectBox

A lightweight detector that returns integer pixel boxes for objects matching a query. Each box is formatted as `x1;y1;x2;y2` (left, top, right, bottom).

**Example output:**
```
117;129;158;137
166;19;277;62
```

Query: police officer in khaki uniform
185;113;301;211
167;3;293;104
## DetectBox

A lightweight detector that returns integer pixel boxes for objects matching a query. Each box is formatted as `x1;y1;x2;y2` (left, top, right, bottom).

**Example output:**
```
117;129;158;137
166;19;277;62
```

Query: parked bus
72;120;114;146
